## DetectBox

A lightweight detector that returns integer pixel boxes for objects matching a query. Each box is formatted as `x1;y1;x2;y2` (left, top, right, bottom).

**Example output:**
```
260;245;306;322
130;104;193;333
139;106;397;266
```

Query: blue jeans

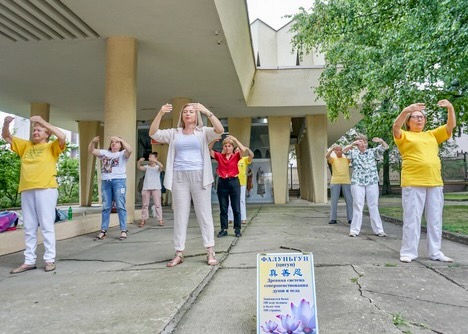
101;178;127;231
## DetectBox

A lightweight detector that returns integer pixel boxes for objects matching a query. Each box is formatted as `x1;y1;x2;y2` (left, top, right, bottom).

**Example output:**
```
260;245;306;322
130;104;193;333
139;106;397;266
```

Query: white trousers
401;186;445;260
171;170;215;251
21;188;58;264
228;185;247;221
350;184;384;235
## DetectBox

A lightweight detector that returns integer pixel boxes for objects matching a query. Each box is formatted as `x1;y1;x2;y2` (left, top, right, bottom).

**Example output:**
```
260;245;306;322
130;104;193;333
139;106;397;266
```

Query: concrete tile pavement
1;200;467;334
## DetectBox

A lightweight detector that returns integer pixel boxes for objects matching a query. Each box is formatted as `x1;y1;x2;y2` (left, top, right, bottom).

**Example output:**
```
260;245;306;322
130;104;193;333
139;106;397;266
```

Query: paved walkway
1;199;467;334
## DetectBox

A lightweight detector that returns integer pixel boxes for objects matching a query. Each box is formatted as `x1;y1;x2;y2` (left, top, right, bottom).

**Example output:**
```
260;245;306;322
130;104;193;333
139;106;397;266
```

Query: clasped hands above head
30;115;45;123
3;116;14;124
405;100;453;113
158;102;211;115
159;103;173;114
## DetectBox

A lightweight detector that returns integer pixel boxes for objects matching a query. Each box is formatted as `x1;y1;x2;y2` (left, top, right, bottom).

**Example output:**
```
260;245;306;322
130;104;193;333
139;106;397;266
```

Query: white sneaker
349;232;357;237
376;232;387;237
400;256;412;263
432;255;453;263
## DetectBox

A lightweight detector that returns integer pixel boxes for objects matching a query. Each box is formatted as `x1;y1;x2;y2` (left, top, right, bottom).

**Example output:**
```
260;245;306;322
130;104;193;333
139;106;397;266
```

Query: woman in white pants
393;100;455;263
2;115;66;274
343;135;388;237
149;103;223;267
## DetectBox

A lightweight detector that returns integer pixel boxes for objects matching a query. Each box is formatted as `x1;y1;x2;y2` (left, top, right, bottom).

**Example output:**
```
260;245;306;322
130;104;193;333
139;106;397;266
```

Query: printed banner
257;252;318;333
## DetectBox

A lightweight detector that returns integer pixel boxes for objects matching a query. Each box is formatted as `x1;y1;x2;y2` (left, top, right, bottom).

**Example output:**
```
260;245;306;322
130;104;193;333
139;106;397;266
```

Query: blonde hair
222;138;235;147
177;103;204;129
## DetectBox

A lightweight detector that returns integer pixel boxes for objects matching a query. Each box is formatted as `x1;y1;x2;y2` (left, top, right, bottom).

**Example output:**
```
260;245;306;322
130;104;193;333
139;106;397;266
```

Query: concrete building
0;1;361;224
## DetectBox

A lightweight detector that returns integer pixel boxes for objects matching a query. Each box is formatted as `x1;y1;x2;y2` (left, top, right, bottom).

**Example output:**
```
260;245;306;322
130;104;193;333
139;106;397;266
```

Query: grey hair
355;134;368;142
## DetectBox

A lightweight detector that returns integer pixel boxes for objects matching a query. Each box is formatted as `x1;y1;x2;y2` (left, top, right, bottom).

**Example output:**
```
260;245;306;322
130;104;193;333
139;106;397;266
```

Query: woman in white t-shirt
149;103;224;267
89;136;132;241
137;152;164;227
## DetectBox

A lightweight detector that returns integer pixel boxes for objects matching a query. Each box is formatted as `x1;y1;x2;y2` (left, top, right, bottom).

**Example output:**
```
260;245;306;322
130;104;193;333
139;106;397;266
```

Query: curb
381;215;468;246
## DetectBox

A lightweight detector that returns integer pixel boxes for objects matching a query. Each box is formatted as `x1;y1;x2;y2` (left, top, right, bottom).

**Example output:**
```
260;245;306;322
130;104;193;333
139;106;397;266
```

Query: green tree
290;0;467;194
0;138;21;207
0;137;84;207
56;154;80;204
290;0;467;123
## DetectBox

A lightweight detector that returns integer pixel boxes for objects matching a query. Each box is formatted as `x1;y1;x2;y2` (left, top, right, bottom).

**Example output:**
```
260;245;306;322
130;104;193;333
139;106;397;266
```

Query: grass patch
379;205;468;236
392;313;409;326
444;193;468;201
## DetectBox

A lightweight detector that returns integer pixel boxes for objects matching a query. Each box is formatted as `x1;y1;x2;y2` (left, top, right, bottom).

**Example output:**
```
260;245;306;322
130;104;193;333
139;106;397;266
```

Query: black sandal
119;230;128;240
94;230;107;241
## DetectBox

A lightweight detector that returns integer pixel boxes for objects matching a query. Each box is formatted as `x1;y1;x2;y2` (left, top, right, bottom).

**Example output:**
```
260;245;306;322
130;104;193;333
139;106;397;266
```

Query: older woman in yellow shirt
393;99;456;263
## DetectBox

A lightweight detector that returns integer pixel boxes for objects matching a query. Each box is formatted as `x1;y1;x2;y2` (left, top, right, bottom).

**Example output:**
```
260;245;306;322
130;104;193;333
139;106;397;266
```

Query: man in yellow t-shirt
2;115;66;274
326;145;353;224
228;147;254;224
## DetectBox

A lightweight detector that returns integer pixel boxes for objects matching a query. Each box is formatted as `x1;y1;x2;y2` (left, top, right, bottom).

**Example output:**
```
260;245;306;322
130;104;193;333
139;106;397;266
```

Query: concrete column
151;118;172;168
305;115;327;203
268;116;291;204
298;136;312;201
171;97;191;127
78;121;101;206
30;102;50;120
295;142;303;198
104;36;138;223
227;117;251;147
30;103;50;138
152;118;171;206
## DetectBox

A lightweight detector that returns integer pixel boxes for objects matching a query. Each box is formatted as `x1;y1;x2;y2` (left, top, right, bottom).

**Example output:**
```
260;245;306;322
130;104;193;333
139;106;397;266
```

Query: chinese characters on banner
257;253;318;333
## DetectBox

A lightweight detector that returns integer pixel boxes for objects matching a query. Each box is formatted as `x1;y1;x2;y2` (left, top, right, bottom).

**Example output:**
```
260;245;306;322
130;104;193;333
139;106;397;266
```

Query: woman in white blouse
149;103;224;267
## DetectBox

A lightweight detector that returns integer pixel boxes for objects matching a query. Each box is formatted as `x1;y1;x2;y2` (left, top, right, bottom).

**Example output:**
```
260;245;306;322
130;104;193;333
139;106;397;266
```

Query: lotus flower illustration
261;320;280;333
291;299;316;333
275;314;302;334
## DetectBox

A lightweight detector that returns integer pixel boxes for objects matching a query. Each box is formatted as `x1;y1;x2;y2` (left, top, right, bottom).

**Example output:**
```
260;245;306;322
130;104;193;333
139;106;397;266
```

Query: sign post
257;252;318;333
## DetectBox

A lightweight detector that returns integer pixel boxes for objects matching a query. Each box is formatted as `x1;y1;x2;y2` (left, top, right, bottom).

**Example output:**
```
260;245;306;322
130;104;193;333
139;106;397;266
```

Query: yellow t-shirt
11;137;65;192
237;157;252;186
328;157;351;184
394;125;450;187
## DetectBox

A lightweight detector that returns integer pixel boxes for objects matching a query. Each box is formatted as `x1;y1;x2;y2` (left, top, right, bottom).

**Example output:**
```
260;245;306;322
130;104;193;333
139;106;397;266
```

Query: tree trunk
382;150;391;195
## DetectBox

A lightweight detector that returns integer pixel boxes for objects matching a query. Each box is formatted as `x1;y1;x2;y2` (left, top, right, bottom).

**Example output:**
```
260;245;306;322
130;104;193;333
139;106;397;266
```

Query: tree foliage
0;138;21;207
0;138;86;208
290;0;467;194
290;0;468;124
56;153;80;204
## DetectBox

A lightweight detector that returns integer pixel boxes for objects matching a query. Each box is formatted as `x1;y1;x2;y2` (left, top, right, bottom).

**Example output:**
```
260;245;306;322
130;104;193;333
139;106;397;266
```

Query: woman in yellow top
2;115;66;274
326;145;353;224
393;100;456;263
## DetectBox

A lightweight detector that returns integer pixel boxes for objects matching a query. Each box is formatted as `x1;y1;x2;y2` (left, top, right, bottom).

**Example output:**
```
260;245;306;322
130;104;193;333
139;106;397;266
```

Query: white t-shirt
98;150;128;180
142;165;162;190
173;133;203;171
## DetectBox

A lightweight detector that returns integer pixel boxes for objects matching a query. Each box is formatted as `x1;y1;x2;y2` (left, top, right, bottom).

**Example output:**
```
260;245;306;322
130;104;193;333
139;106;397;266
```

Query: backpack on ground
0;211;18;233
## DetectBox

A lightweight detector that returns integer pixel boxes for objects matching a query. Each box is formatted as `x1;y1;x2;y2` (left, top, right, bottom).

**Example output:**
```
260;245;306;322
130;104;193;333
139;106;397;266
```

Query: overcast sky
247;0;312;29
